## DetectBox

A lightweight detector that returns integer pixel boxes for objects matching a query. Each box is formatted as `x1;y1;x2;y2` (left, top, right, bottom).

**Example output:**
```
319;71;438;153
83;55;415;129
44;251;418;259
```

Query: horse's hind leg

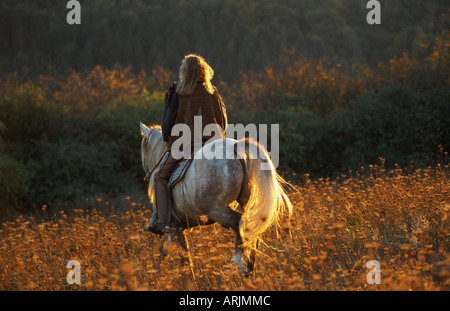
247;240;259;274
207;206;247;273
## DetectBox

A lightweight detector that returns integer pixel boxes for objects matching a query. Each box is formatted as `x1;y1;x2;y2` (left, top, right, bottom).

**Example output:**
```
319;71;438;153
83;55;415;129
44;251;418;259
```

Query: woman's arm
161;82;179;142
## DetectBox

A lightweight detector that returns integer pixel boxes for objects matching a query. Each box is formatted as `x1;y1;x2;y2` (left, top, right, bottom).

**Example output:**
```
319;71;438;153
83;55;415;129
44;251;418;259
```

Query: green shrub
0;125;29;218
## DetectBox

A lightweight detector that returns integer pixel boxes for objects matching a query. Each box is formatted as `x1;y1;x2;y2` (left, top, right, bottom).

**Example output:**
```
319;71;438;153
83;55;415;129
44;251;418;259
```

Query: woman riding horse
145;54;227;234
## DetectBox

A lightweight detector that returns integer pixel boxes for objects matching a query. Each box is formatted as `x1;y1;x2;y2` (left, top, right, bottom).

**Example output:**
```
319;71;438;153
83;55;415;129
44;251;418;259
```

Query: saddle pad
168;159;192;189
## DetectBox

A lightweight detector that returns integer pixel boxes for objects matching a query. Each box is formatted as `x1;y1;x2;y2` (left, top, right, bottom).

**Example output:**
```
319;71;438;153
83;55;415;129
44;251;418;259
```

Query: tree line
0;0;447;82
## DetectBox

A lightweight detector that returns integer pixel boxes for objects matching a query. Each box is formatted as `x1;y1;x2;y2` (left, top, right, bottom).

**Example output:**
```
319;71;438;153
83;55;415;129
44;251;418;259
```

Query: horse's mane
141;124;166;204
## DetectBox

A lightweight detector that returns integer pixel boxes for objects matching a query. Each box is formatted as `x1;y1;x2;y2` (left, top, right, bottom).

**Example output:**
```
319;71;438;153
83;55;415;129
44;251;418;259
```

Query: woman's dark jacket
161;81;227;153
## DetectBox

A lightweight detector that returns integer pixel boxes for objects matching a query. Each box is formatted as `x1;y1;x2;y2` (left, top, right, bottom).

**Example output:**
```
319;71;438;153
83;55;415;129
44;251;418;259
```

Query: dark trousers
154;152;179;224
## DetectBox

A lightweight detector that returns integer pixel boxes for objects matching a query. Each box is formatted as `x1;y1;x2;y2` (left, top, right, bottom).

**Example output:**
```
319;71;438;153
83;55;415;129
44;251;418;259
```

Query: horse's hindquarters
171;157;245;226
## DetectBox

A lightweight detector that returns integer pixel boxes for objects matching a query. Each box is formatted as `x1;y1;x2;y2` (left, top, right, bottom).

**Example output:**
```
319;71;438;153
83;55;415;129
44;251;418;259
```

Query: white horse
140;123;292;272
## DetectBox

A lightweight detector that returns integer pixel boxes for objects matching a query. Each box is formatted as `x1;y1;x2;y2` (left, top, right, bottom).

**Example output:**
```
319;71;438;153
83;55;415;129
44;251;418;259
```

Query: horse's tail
237;138;293;254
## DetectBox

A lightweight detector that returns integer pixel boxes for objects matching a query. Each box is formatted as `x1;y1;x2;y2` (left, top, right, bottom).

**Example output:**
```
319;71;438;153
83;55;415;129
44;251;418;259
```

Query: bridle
145;152;167;181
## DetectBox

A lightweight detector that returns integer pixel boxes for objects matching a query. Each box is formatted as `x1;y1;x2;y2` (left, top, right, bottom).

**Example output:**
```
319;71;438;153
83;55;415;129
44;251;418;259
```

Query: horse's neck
151;146;166;168
144;131;166;170
155;145;166;159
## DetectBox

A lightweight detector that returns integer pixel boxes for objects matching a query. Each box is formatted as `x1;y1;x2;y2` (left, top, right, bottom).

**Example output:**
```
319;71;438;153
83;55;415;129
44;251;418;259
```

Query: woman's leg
153;152;179;227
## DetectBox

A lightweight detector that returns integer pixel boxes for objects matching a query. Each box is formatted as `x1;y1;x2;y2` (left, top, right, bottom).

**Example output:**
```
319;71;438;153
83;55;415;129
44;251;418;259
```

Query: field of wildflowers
1;163;448;291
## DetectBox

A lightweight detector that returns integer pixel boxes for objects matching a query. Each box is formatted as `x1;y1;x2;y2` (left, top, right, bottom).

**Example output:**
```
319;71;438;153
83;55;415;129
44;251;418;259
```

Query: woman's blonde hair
176;54;215;95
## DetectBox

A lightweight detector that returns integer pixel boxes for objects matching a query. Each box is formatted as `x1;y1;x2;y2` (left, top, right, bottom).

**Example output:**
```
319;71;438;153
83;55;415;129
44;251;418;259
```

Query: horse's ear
140;122;151;137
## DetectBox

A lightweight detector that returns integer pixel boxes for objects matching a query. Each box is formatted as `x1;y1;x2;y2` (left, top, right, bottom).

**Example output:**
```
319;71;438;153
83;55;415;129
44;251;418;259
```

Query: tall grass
1;164;448;290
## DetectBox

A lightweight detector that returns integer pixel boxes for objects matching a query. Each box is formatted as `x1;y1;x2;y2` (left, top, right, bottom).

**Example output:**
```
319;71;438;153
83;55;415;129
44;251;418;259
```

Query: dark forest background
0;0;449;219
1;0;448;80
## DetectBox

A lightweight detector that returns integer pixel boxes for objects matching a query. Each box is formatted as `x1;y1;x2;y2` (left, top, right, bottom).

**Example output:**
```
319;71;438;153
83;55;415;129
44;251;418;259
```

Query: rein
145;152;167;181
